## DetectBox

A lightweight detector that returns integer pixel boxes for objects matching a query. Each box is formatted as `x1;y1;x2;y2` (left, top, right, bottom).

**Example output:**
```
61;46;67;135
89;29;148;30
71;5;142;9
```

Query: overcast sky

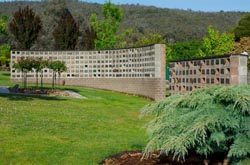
84;0;250;12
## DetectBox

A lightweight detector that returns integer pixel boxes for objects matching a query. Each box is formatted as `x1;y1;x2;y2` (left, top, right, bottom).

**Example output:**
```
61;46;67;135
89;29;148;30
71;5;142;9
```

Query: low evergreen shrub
141;85;250;163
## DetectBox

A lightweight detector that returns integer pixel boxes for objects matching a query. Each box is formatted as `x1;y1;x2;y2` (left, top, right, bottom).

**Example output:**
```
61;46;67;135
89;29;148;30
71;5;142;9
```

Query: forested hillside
0;0;248;49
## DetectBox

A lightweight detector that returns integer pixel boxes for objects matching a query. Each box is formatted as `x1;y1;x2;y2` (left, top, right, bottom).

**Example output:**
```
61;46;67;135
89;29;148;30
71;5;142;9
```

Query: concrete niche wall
11;44;166;101
169;54;248;95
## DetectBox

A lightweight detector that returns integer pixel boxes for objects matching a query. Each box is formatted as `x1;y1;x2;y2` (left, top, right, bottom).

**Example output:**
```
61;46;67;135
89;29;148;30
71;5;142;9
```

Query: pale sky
83;0;250;12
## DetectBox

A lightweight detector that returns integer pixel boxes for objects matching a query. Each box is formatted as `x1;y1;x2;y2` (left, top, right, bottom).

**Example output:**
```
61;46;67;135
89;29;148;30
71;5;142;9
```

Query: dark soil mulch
100;151;229;165
9;87;70;97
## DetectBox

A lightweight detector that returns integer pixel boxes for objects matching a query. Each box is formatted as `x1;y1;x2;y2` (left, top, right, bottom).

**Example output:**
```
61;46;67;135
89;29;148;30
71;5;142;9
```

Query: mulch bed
100;151;228;165
9;87;71;97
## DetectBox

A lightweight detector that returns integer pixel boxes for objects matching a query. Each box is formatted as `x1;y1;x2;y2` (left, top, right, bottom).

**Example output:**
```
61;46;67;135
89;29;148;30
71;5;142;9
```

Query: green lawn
0;71;151;164
0;72;16;86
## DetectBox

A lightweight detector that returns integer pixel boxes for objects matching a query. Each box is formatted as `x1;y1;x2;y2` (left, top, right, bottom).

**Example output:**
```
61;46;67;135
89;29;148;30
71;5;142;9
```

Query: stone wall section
11;78;165;101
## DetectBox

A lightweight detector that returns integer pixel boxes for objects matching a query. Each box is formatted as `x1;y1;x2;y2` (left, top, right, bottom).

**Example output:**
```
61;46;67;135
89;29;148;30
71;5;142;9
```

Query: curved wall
11;44;166;101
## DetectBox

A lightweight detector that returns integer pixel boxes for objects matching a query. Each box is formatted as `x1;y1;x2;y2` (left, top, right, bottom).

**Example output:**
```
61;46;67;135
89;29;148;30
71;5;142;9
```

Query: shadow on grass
2;73;10;76
0;93;67;101
59;86;82;93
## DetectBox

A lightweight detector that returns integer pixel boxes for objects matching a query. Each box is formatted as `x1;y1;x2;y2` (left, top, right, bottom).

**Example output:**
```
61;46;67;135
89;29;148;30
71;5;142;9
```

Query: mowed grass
0;72;16;86
0;71;151;164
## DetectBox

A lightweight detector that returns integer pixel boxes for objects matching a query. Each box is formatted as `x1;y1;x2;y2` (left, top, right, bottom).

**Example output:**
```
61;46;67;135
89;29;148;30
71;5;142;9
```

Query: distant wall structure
169;54;248;95
11;44;166;101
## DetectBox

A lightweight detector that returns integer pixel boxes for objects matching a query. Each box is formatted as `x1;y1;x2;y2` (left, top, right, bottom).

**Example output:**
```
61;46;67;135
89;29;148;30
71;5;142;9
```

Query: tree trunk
58;72;61;88
24;71;27;88
52;71;55;89
36;71;38;87
54;72;57;89
40;70;43;89
21;70;24;88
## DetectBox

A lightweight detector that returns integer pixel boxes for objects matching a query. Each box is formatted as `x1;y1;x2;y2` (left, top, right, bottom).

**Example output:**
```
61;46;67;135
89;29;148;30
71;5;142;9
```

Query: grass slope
0;71;151;164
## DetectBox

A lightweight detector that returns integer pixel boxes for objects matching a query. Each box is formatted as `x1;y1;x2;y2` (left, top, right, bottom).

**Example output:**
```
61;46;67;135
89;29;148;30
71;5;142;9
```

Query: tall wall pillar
230;54;248;85
154;44;166;101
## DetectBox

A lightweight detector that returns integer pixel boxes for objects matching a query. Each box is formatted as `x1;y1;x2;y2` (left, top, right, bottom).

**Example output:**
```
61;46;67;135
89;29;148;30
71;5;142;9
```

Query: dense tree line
0;0;247;50
0;0;250;65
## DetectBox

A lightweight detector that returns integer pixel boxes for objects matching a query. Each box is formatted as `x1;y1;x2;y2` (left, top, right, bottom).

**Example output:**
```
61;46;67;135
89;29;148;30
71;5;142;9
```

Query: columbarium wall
11;44;166;101
169;54;248;95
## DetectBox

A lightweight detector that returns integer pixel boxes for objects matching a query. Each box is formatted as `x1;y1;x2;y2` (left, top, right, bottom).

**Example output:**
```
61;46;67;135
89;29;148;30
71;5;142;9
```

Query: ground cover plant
141;85;250;164
0;71;150;164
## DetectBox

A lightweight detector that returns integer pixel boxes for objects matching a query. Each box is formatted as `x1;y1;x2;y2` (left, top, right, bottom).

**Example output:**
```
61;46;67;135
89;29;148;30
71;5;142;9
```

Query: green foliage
32;57;48;87
199;26;234;56
13;57;33;72
0;44;10;67
0;15;8;35
129;32;166;47
8;6;42;50
0;15;10;67
238;158;250;165
168;40;202;62
90;0;126;49
13;57;34;88
0;19;6;35
13;57;67;89
141;86;250;162
48;60;67;88
48;60;67;73
32;57;46;73
53;8;80;50
233;14;250;41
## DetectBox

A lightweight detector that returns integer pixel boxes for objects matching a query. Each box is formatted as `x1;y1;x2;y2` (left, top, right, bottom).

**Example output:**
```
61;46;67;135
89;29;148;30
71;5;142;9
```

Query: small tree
9;6;42;50
13;57;33;88
90;0;124;49
39;59;48;89
32;58;40;87
48;61;67;89
32;58;48;88
199;26;234;57
53;8;80;50
54;61;67;87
